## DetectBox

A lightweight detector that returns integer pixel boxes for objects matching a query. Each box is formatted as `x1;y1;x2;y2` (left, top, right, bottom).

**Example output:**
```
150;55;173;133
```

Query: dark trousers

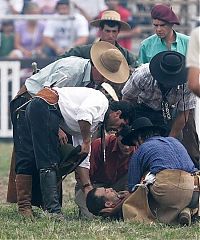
10;95;36;174
182;110;199;169
25;97;63;170
10;95;43;206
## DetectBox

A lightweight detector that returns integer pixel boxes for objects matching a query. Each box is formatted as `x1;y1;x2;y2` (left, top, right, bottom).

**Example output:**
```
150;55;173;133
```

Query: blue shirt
138;31;189;64
128;136;196;192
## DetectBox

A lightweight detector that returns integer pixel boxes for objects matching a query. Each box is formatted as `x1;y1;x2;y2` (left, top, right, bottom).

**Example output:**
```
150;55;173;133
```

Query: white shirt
25;57;91;95
54;87;109;168
186;27;200;69
43;13;89;49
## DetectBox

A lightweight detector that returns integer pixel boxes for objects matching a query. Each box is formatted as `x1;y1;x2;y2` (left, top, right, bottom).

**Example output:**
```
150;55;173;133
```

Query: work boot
16;174;33;218
40;169;64;220
178;207;192;226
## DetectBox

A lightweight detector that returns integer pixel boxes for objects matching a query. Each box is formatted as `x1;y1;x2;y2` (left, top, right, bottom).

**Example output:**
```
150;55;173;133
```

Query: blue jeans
25;97;63;170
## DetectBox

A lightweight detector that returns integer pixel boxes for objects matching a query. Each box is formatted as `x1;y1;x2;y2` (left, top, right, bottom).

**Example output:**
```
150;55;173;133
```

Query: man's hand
58;128;68;145
80;140;91;155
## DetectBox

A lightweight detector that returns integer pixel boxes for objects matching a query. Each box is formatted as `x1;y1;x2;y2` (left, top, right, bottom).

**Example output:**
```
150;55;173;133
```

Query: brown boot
16;174;33;218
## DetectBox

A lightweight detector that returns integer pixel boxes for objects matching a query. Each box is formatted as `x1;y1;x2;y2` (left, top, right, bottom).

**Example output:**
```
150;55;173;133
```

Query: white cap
101;82;119;101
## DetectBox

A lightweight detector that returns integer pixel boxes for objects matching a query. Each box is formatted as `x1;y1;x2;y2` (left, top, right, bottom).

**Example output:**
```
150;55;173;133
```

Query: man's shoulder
61;44;92;59
176;32;190;41
141;34;158;45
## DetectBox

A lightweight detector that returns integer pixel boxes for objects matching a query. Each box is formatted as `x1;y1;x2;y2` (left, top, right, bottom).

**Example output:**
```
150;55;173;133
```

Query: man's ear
105;201;115;208
116;110;122;117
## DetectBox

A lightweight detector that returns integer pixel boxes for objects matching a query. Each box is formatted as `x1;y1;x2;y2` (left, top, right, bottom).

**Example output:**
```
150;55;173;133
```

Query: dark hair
99;20;121;31
109;100;135;125
86;188;106;215
132;128;162;144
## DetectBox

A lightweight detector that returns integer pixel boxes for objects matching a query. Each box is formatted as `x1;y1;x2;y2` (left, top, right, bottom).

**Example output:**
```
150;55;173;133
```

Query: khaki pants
150;169;194;224
75;174;128;219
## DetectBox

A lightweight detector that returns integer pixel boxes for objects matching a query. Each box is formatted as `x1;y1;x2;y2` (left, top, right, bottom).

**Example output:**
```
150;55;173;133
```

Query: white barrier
0;61;20;138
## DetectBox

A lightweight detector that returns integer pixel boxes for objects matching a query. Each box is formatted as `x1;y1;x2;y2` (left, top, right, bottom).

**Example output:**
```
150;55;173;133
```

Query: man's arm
169;110;190;138
188;67;200;97
76;166;93;195
78;120;91;154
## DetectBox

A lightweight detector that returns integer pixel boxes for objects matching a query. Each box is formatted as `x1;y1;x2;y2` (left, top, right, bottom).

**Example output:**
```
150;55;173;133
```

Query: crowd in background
0;0;198;59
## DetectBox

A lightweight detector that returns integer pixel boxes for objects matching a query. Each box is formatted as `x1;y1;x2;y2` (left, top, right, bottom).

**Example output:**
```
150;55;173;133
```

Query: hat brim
149;51;187;88
121;126;167;146
90;19;131;31
90;41;130;84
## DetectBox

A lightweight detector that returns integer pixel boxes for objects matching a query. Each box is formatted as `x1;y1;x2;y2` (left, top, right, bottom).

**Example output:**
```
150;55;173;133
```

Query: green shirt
0;33;14;57
61;41;138;68
138;31;189;64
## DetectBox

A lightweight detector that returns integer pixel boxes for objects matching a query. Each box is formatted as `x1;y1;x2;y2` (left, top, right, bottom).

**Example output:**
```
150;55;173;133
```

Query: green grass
0;142;13;177
0;143;199;240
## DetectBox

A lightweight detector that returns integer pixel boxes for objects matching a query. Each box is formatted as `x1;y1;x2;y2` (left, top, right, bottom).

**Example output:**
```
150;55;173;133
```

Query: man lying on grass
86;117;199;226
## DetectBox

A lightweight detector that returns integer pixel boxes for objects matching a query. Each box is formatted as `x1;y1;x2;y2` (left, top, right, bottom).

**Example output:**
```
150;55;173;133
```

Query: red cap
151;4;180;25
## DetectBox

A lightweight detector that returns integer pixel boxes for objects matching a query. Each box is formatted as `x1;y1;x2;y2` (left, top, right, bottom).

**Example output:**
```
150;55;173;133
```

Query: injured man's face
95;187;122;208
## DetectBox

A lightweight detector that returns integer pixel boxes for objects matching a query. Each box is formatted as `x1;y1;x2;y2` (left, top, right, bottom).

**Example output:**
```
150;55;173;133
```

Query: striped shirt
122;63;196;111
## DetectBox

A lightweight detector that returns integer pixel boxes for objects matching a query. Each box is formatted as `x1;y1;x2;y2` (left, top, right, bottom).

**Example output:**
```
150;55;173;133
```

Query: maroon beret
151;4;180;25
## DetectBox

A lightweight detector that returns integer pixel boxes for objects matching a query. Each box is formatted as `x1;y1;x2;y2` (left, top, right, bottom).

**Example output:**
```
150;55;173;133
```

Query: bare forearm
76;166;93;195
169;110;189;137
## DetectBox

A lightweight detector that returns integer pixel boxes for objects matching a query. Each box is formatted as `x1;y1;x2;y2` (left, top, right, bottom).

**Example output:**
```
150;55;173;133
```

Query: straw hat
90;10;131;31
90;41;130;84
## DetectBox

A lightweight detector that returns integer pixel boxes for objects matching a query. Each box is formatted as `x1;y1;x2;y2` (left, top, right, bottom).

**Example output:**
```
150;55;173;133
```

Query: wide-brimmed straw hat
149;51;187;88
90;41;130;84
90;10;131;31
121;117;167;146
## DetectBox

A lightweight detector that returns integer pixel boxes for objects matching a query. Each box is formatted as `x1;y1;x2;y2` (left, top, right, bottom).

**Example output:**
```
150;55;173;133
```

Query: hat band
100;55;120;73
160;62;182;75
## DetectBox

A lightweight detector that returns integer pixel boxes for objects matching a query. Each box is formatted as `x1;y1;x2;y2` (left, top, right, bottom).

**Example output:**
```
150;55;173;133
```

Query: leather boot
40;169;64;220
16;174;33;218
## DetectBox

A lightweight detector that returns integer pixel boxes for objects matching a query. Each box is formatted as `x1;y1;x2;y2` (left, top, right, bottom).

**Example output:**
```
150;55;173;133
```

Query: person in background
0;21;15;58
31;0;58;14
43;0;89;57
137;3;199;170
9;2;45;59
96;0;141;50
186;26;200;98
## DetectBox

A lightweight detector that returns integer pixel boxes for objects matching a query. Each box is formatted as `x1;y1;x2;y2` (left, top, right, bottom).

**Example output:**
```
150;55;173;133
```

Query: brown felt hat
90;10;131;30
90;41;130;84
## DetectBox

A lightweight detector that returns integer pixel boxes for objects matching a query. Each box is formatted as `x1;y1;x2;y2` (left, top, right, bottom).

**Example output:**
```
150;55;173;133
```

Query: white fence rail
0;61;20;138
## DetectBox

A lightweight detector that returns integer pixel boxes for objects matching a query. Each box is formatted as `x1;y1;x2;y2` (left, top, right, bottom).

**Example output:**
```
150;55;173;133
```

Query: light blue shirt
138;31;189;64
25;56;91;96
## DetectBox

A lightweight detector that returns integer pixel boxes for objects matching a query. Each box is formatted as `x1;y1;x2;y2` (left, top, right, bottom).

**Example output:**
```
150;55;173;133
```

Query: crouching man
86;117;199;226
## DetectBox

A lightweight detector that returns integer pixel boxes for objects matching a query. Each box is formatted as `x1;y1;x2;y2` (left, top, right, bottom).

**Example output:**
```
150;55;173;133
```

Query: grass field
0;142;199;240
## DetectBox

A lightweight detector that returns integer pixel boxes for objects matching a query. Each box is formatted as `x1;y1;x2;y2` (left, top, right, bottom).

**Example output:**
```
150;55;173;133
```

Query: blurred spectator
72;0;107;20
9;2;45;59
0;0;24;15
71;0;107;43
31;0;59;14
186;27;200;97
0;21;15;58
95;0;141;50
43;0;89;57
